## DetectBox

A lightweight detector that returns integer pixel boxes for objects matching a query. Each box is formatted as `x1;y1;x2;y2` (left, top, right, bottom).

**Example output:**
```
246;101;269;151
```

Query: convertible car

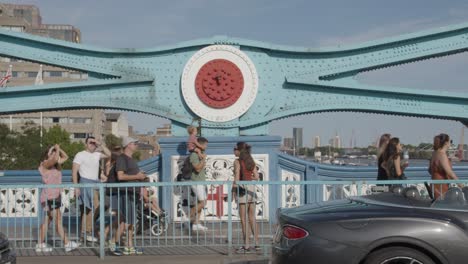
0;232;15;264
272;187;468;264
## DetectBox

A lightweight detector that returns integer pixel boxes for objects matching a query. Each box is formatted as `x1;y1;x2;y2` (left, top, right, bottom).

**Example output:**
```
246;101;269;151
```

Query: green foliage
0;123;84;170
0;124;20;170
105;134;122;151
132;151;142;161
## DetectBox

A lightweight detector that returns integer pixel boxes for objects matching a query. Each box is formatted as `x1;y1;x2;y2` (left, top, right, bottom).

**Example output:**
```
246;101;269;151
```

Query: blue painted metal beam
0;23;468;135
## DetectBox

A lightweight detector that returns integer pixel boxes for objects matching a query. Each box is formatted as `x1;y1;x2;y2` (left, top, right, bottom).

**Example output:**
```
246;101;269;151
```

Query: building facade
314;136;321;148
293;127;303;149
0;3;104;143
156;124;172;138
333;135;342;149
104;113;129;138
283;137;294;149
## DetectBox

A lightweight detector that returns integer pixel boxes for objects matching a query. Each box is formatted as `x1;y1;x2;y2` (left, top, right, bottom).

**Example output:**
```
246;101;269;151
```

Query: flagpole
4;65;13;131
40;112;43;148
36;65;44;148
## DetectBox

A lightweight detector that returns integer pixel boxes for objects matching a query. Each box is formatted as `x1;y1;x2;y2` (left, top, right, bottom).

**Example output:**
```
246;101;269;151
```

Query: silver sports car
273;186;468;264
0;232;15;264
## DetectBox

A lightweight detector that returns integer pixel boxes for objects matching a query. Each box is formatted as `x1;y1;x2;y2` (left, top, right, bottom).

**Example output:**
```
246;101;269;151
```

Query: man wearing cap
115;136;146;255
72;136;111;243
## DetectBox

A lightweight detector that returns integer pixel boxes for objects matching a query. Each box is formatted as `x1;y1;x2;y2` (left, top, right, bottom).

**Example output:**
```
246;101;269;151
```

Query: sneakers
109;242;123;256
122;247;143;255
236;246;252;254
191;224;208;231
65;241;79;252
35;243;52;253
85;234;98;243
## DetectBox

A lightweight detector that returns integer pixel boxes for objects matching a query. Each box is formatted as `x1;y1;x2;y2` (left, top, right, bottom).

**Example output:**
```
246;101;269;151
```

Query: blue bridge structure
1;22;468;228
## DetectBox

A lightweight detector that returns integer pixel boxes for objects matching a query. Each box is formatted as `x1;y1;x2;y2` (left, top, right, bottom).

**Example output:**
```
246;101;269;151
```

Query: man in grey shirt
115;136;146;255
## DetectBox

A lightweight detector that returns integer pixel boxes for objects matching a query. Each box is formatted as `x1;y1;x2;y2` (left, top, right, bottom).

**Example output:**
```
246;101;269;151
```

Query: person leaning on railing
115;136;147;255
102;149;126;256
429;133;462;200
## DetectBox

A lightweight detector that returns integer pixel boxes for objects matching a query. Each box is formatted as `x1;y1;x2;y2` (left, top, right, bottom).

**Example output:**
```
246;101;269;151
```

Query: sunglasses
88;142;97;145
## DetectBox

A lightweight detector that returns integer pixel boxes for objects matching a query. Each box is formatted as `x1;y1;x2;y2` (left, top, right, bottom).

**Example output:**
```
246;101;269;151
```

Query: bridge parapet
2;144;468;220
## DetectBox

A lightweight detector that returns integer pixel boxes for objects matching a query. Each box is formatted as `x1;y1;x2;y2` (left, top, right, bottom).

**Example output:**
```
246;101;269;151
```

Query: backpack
106;165;119;195
180;156;193;180
107;165;118;183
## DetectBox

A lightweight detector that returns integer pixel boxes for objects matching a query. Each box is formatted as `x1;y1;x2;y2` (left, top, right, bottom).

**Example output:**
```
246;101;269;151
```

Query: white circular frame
181;45;258;122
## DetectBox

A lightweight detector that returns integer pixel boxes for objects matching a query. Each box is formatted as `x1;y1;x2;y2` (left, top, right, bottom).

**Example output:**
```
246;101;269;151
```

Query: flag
0;65;12;87
35;65;44;85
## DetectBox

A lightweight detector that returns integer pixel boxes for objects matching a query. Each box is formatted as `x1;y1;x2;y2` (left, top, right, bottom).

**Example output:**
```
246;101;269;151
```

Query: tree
104;134;122;151
132;151;141;161
14;122;42;169
0;124;20;170
0;124;84;170
42;125;84;169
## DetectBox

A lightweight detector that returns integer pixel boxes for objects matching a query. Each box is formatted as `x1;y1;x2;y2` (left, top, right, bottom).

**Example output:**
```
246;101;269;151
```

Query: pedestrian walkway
18;254;270;264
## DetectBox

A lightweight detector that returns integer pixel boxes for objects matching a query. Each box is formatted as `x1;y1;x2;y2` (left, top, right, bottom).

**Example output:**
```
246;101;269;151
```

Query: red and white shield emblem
181;45;259;122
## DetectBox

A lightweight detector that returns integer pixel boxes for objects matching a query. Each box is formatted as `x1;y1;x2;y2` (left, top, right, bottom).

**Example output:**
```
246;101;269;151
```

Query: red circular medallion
195;59;244;109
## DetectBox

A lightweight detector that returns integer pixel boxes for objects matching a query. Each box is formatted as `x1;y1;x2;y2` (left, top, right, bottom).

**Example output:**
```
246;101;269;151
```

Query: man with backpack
188;137;209;231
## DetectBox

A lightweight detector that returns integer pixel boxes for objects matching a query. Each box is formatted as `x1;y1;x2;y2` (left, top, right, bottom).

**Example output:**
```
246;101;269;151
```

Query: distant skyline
7;0;468;147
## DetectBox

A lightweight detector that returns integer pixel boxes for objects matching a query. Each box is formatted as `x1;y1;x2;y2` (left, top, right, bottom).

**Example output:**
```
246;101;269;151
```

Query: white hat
122;136;138;147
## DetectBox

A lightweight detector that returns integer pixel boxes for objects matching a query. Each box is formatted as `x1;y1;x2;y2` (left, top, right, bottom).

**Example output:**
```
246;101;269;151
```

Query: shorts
120;194;137;225
106;193;120;212
42;197;62;211
191;185;207;201
79;178;100;209
236;185;257;204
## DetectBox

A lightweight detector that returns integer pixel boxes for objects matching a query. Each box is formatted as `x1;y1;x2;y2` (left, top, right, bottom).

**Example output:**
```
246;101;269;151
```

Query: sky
6;0;468;147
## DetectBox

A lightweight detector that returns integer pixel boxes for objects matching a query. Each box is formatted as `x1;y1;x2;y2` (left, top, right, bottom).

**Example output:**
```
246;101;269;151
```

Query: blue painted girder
0;23;468;136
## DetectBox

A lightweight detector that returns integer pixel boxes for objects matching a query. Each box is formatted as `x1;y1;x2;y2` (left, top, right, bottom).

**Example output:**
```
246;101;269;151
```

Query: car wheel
364;246;435;264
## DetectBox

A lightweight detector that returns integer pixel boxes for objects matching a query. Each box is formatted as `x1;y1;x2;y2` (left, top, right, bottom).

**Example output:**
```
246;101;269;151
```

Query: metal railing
1;179;467;259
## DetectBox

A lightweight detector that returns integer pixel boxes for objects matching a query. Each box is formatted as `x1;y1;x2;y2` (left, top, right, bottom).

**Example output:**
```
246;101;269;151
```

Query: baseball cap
122;136;139;147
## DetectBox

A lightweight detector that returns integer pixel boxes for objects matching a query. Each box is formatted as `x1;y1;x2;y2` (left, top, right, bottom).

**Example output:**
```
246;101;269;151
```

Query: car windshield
353;186;468;211
431;187;468;210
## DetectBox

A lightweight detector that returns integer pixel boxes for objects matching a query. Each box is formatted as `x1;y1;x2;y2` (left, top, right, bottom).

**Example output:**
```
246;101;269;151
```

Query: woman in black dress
377;133;391;180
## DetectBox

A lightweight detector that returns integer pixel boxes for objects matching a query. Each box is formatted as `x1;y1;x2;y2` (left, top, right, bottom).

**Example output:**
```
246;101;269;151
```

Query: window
73;133;87;139
52;117;59;123
28;72;36;78
1;25;25;32
48;71;62;77
70;118;91;124
12;71;18;77
13;9;24;17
